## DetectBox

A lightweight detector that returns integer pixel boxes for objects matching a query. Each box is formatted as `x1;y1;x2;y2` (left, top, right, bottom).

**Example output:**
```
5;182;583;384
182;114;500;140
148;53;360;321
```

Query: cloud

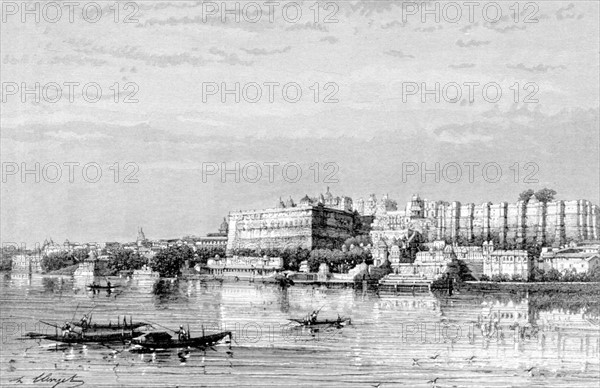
556;3;584;20
456;39;491;47
384;50;414;59
413;26;443;32
459;23;479;33
380;20;406;29
285;22;329;32
320;36;339;44
240;46;292;56
209;47;253;66
486;25;527;33
507;63;567;73
449;63;476;69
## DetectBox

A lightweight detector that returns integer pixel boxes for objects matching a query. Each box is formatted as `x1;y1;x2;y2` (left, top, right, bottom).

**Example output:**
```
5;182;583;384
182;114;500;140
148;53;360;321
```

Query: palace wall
226;205;356;253
368;196;599;248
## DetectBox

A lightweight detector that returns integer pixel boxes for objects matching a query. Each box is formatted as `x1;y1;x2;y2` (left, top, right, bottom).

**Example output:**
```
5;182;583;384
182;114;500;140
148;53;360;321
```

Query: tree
445;259;474;282
194;247;226;266
588;266;600;282
41;251;81;273
150;245;194;278
544;268;562;282
107;249;146;275
534;188;557;203
308;249;333;272
519;189;535;203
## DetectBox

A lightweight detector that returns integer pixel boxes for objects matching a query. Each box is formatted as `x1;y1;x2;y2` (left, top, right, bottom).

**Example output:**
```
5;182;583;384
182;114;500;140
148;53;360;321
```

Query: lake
1;273;598;387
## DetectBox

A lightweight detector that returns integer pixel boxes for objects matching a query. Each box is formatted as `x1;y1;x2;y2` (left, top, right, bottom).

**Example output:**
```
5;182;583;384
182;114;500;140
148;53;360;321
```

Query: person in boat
310;310;318;324
62;322;73;337
106;280;112;288
176;325;188;341
80;314;89;329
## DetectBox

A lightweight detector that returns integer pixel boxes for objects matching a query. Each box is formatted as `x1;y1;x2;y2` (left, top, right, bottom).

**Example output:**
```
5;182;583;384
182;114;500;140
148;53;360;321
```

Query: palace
361;194;600;247
226;188;367;253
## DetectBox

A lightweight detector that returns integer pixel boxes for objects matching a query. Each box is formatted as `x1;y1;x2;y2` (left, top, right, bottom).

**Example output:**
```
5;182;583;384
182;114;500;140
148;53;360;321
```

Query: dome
219;218;229;233
300;194;311;205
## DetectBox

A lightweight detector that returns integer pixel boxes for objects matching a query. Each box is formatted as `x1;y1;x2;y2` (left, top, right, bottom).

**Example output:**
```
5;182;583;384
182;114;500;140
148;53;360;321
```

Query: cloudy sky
1;1;599;246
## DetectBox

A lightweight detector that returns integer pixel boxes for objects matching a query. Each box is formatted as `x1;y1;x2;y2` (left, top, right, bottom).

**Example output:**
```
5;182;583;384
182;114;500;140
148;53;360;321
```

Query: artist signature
9;373;84;388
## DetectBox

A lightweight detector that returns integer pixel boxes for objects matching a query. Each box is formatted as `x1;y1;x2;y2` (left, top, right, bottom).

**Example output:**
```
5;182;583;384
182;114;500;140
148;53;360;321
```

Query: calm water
1;273;598;388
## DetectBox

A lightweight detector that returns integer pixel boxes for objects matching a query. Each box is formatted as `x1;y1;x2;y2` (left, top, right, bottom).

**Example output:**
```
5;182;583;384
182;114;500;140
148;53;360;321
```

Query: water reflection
1;274;598;387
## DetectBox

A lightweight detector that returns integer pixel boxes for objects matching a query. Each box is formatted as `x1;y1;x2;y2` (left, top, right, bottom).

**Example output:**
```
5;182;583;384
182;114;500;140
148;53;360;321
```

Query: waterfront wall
10;254;42;273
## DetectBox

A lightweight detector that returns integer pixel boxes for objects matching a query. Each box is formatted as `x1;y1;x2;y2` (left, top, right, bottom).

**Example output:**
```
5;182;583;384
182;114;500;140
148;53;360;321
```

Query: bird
412;358;420;366
466;355;476;363
429;354;440;360
427;378;439;387
371;384;382;388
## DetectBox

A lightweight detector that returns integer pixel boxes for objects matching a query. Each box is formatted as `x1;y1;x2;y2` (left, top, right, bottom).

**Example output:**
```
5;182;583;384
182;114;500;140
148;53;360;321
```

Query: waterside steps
378;274;432;293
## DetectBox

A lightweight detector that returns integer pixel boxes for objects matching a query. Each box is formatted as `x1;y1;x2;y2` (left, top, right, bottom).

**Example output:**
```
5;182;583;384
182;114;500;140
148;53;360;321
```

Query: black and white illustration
1;1;599;387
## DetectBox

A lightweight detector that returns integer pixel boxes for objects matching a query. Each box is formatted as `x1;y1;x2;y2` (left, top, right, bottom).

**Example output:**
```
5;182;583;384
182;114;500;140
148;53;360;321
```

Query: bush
107;249;146;275
150;245;194;277
41;251;83;273
0;256;13;271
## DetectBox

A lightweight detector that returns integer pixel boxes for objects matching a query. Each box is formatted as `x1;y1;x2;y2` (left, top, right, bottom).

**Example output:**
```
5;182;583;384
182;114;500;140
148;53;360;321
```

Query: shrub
149;245;194;277
107;249;146;275
41;252;82;273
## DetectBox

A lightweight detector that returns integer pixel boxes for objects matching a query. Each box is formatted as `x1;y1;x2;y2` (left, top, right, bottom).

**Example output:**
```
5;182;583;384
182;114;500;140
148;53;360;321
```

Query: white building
540;246;600;274
483;250;532;280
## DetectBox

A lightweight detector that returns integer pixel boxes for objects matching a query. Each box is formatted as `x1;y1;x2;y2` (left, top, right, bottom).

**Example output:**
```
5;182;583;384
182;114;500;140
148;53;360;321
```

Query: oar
71;303;81;323
39;320;62;329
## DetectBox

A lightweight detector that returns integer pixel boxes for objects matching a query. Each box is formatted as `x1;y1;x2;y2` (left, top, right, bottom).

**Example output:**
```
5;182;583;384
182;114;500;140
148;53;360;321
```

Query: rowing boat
24;330;145;344
129;331;232;352
288;317;351;327
86;284;120;290
71;321;151;330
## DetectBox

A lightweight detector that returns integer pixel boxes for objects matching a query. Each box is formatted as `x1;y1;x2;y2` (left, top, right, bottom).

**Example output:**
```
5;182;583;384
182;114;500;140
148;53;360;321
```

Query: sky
1;0;599;246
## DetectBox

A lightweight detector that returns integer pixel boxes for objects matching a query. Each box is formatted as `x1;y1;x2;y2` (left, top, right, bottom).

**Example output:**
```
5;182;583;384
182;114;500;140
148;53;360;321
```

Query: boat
128;330;232;352
24;329;146;344
288;317;351;327
86;284;120;290
70;321;152;330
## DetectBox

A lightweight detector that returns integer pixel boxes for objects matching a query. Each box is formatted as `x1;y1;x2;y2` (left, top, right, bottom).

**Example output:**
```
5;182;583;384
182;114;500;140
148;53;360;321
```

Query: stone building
360;194;599;247
11;254;42;273
540;244;600;274
226;189;365;253
483;249;532;280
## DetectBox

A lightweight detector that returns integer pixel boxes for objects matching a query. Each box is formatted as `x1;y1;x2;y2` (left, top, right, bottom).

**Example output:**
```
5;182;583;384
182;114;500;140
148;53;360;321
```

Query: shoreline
4;270;600;294
463;280;600;293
